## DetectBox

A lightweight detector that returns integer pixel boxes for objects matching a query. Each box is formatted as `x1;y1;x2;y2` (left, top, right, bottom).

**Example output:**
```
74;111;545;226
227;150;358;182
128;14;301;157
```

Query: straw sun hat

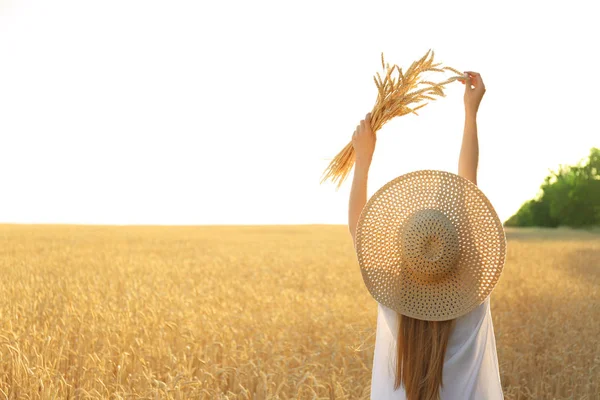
355;170;507;321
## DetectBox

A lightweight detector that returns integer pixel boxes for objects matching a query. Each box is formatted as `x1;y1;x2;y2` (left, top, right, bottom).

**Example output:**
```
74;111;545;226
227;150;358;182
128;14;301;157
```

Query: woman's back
370;296;504;400
346;71;505;399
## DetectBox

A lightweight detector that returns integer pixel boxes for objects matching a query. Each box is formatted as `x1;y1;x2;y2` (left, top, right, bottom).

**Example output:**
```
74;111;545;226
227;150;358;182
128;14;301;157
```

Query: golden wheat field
0;224;598;399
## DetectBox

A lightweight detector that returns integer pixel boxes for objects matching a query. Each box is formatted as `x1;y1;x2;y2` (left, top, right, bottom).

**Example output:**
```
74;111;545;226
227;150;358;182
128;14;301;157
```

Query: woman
348;72;504;399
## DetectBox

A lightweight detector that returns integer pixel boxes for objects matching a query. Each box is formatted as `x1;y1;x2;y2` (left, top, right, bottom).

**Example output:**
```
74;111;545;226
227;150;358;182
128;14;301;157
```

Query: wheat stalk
320;49;464;189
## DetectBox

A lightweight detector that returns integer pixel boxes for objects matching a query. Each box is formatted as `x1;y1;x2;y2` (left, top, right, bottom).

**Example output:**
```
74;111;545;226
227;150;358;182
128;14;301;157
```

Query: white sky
0;0;598;225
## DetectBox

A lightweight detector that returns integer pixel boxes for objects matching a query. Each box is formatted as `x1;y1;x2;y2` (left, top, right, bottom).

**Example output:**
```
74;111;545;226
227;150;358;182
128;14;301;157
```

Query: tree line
505;147;600;228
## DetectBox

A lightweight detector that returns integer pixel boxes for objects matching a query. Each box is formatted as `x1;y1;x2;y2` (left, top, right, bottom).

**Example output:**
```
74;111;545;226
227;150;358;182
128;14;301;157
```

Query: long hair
394;313;455;400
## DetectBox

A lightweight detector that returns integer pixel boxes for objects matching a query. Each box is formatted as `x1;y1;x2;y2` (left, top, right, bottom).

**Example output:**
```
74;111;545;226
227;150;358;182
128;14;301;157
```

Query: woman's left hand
352;112;376;167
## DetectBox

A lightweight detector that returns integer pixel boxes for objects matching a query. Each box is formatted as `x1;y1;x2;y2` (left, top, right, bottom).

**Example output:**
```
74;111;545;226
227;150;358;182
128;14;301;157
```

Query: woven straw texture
355;170;506;321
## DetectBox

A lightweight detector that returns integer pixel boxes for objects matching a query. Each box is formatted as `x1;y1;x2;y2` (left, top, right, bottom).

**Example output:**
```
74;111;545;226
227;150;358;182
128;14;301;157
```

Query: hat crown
400;209;460;280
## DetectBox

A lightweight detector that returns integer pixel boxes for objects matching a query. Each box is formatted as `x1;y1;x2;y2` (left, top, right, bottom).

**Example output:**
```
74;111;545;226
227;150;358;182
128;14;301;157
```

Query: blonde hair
394;314;455;400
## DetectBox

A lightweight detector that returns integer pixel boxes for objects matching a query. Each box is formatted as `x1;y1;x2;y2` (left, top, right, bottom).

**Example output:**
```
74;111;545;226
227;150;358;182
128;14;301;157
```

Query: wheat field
0;224;598;399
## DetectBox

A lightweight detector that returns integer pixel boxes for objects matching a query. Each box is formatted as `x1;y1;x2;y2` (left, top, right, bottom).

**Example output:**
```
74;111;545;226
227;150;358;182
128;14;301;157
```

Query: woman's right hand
459;71;486;116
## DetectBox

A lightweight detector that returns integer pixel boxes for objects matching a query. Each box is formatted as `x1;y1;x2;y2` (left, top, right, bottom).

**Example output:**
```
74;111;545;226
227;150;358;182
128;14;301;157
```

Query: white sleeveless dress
370;296;504;399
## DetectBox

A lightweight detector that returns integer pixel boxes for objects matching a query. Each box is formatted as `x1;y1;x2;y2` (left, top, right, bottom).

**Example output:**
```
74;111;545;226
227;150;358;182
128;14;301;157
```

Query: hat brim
355;170;507;321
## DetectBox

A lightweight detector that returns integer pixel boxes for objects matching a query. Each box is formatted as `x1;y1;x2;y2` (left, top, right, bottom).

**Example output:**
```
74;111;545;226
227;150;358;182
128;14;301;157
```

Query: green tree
505;147;600;228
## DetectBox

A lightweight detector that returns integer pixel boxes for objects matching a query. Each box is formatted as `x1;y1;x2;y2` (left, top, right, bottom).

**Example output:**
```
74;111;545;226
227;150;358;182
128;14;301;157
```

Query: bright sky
0;0;598;225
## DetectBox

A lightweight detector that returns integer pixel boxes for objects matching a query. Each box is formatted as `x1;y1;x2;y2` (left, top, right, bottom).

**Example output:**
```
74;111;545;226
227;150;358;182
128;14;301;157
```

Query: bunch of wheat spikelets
320;49;464;188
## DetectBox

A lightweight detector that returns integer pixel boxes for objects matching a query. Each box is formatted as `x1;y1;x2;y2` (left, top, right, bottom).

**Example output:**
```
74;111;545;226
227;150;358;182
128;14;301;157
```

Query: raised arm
457;71;486;186
348;113;376;246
